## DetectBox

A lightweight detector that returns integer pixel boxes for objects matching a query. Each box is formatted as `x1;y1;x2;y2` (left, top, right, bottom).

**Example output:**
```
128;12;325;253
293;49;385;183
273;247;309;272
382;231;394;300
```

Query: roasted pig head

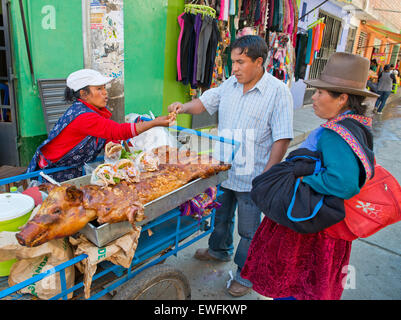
16;185;97;247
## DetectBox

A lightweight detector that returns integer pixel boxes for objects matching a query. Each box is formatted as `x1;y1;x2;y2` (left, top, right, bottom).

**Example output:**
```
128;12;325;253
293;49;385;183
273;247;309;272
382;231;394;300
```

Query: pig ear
66;186;83;202
38;183;56;193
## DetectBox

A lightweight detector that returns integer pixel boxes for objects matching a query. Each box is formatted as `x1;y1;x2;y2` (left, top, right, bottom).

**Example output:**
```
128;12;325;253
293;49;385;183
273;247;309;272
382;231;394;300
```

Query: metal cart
0;124;239;300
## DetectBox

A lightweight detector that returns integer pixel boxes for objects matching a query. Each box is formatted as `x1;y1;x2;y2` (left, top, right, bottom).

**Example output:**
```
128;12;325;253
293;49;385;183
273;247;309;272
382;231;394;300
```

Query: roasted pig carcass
16;147;231;247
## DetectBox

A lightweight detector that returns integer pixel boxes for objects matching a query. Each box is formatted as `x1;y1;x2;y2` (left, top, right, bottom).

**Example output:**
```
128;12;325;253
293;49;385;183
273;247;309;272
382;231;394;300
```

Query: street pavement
166;92;401;300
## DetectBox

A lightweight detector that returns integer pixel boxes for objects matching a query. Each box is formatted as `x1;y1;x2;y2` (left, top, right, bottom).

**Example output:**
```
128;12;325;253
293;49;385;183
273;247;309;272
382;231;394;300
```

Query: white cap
66;69;114;92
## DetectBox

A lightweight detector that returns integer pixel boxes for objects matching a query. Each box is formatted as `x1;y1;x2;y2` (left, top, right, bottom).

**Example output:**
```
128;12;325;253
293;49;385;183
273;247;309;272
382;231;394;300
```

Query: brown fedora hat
304;52;379;98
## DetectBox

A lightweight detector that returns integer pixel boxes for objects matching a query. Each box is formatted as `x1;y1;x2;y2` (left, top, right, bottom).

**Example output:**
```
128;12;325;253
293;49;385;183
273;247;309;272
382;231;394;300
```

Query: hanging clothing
219;0;229;21
180;13;195;86
287;0;294;35
177;12;185;81
192;14;203;88
229;0;236;15
283;0;290;33
199;19;221;88
186;14;197;88
277;0;283;32
294;33;308;81
267;0;274;29
177;10;220;90
291;0;299;46
224;0;230;20
303;22;326;66
197;15;214;83
305;27;313;65
254;0;261;23
316;23;325;51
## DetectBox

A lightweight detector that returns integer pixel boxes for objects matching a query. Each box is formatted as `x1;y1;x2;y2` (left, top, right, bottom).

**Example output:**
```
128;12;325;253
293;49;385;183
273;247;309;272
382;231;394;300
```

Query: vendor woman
27;69;174;182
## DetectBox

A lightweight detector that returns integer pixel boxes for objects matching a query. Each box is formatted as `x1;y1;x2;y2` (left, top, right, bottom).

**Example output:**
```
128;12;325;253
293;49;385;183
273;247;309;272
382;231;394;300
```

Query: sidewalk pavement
291;91;401;148
290;104;323;148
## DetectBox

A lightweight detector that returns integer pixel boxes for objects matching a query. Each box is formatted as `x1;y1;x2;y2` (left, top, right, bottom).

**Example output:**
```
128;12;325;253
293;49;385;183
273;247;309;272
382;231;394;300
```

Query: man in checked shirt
168;35;294;297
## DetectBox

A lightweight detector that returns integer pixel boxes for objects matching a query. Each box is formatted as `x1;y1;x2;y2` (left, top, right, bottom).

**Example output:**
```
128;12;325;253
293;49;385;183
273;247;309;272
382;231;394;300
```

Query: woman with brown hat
240;52;378;300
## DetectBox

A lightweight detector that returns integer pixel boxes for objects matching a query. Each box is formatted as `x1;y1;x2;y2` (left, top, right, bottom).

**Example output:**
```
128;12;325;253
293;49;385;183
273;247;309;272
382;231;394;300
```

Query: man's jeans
208;187;261;288
375;90;391;112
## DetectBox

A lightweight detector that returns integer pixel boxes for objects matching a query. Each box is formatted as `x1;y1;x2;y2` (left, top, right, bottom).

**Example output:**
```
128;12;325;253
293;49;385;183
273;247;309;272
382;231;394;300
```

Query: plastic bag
90;164;111;186
104;141;123;164
83;162;99;176
125;113;178;152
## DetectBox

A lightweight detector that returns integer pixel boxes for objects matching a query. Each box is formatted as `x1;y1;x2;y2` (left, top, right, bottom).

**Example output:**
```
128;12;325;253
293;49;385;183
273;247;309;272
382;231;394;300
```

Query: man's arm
262;138;291;172
168;98;206;115
169;82;225;115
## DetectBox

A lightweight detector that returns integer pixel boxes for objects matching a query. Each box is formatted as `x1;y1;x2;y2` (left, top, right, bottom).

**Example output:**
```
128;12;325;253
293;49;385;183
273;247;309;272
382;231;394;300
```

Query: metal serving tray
64;171;228;247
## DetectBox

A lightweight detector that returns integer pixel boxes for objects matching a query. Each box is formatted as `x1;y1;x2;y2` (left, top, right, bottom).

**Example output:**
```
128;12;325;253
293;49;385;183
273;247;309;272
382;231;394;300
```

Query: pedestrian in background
374;64;396;114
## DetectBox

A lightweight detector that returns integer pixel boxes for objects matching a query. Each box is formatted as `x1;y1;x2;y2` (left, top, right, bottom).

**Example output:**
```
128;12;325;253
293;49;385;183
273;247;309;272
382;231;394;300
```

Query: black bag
250;149;345;234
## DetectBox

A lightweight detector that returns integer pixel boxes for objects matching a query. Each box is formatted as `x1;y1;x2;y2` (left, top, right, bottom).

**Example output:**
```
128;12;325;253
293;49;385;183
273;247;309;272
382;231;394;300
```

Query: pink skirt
241;217;352;300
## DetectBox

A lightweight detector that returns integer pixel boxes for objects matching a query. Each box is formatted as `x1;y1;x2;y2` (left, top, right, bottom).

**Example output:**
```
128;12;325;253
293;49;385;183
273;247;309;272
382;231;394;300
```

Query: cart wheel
112;264;191;300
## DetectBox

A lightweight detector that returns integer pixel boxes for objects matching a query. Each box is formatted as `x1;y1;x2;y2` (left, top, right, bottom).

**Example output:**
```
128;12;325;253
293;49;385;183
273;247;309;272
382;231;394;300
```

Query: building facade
292;0;401;107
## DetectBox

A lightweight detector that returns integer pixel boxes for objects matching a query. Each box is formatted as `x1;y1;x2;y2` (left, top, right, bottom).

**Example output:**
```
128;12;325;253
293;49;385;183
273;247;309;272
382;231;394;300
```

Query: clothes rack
184;4;217;18
307;17;325;30
298;0;329;21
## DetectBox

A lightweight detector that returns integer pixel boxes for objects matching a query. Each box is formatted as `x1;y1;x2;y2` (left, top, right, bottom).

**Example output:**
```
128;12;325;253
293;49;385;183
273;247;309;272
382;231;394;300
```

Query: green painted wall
124;0;191;127
124;0;168;117
9;0;84;165
162;0;191;128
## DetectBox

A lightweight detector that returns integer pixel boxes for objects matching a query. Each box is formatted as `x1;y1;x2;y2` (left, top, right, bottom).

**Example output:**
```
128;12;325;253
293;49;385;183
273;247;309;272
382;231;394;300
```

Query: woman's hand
151;115;176;127
135;114;177;135
168;102;184;114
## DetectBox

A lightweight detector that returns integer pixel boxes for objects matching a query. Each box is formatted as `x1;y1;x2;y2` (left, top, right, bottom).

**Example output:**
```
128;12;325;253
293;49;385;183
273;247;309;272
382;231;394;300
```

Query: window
308;11;343;81
356;31;367;57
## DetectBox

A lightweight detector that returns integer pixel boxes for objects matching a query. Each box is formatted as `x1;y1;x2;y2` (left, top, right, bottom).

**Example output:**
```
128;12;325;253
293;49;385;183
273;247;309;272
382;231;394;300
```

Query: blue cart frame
0;124;239;300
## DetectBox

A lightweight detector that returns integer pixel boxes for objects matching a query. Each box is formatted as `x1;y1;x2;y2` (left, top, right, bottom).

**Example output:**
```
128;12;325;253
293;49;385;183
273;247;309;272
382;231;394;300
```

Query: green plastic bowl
0;193;34;276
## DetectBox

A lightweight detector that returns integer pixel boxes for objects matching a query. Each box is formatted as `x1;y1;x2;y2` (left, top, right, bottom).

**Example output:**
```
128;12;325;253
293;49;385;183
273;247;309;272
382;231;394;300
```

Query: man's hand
168;102;184;114
167;99;206;115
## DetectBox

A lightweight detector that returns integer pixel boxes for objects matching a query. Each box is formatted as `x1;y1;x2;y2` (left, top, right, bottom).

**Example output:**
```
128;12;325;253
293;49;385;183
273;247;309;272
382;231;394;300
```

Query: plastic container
0;193;35;276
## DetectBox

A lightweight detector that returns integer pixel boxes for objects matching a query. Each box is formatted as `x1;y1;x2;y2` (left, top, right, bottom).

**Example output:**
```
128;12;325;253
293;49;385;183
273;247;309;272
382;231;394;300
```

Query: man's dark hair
64;86;90;102
384;64;390;72
231;35;268;65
